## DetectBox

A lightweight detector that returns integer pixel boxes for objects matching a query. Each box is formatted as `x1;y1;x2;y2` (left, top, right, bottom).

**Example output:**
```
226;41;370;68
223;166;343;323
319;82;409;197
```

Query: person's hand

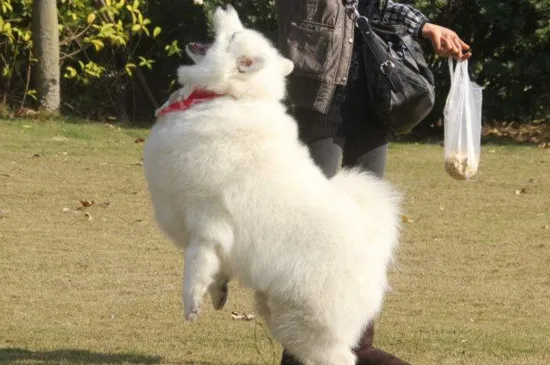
421;23;471;61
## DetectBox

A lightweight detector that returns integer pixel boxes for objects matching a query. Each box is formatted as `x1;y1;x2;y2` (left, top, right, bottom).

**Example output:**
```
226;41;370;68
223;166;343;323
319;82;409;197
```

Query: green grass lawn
1;119;549;365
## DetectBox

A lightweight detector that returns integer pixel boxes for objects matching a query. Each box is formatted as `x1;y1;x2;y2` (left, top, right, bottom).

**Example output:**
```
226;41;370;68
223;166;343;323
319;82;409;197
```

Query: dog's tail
331;168;402;266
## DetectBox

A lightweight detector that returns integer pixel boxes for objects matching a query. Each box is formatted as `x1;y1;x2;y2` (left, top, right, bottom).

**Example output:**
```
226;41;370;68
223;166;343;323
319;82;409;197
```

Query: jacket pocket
286;21;334;77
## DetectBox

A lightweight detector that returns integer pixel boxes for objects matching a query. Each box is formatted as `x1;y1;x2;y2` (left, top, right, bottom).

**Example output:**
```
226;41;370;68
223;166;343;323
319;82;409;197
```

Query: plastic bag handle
447;57;458;88
447;57;460;149
448;57;455;83
457;60;478;167
447;58;478;167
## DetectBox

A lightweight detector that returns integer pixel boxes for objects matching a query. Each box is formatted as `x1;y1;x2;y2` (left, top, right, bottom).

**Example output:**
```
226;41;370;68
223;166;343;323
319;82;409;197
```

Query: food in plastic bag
443;58;483;180
444;153;477;180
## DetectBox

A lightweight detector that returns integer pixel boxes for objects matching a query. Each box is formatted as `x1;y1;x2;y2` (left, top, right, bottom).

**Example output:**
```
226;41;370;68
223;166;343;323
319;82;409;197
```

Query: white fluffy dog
143;6;401;365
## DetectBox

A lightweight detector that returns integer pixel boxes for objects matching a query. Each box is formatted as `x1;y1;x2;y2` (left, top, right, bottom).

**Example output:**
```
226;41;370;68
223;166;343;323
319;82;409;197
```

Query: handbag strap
356;15;398;87
344;0;388;21
379;0;388;20
343;0;361;19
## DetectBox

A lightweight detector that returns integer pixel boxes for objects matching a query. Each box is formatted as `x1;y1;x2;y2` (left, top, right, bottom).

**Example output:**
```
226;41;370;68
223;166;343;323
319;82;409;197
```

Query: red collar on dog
156;89;223;117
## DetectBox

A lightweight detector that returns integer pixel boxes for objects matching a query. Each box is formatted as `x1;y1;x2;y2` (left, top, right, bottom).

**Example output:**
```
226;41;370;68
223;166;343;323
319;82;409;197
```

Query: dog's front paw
210;280;229;310
183;293;202;322
184;302;201;322
185;309;200;322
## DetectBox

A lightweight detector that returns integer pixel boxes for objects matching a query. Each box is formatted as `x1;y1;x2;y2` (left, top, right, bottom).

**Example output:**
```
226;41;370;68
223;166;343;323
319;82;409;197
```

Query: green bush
0;0;548;124
413;0;550;124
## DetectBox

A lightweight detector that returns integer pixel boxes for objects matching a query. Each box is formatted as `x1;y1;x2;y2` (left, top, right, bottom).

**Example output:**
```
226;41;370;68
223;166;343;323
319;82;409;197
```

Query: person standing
274;1;471;364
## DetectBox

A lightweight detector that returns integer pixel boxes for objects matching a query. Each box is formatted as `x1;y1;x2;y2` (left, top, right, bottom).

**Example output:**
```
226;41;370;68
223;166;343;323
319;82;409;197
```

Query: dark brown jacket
275;0;356;113
275;1;428;113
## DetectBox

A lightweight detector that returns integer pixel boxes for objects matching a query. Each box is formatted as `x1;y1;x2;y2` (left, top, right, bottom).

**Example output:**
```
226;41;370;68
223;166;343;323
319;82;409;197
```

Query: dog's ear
281;58;294;76
224;5;244;29
213;5;244;36
185;44;205;64
237;56;266;73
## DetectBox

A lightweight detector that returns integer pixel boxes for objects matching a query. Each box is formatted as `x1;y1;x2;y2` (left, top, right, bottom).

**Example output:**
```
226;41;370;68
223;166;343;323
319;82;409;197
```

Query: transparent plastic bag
443;58;483;180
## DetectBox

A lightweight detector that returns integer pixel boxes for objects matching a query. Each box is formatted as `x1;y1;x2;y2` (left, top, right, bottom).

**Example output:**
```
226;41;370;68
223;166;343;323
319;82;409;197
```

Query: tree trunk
32;0;60;111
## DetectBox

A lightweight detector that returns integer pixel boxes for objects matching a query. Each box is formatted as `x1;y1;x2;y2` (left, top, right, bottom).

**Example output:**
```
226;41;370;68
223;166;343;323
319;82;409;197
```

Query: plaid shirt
359;0;429;38
384;0;429;37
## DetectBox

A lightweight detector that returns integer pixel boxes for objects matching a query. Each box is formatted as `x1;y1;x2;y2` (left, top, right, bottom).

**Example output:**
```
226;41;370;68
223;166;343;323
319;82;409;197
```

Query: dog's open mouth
187;42;211;56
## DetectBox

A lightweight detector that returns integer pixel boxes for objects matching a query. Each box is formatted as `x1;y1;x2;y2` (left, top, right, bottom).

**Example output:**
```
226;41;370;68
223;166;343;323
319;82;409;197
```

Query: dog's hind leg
208;275;229;310
265;302;356;365
182;238;222;321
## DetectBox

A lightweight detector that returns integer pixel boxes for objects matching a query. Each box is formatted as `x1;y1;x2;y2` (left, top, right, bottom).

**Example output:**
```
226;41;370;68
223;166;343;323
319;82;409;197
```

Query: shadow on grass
180;363;258;365
0;348;161;364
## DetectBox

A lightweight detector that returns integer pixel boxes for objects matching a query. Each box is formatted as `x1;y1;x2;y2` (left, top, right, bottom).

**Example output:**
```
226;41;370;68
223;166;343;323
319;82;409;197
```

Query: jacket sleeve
383;0;429;38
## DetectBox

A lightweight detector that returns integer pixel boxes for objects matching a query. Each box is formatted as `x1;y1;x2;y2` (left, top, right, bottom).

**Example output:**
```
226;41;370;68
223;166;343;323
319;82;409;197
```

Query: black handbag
352;0;435;135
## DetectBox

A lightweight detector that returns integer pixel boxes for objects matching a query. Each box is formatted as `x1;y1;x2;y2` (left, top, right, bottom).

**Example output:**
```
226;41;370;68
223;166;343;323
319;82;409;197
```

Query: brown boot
354;324;411;365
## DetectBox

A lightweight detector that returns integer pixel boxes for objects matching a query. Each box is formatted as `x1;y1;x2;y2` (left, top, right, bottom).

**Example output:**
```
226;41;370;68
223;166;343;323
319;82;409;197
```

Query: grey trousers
307;137;388;179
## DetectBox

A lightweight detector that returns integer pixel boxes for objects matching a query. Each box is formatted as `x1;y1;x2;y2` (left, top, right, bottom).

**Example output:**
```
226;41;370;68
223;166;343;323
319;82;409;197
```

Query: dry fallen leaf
134;137;145;144
401;215;415;224
79;200;94;208
483;122;550;146
16;108;39;118
231;311;256;321
515;188;528;195
52;136;68;142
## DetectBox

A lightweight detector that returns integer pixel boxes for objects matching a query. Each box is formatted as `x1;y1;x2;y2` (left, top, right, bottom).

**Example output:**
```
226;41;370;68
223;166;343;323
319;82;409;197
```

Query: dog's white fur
143;6;401;365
